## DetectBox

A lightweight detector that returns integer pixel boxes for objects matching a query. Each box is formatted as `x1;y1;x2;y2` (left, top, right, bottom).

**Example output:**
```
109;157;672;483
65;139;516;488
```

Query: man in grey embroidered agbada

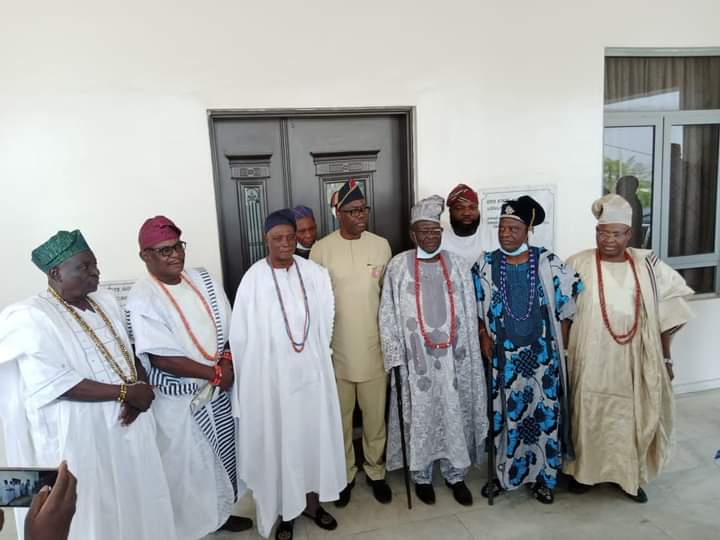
380;195;487;506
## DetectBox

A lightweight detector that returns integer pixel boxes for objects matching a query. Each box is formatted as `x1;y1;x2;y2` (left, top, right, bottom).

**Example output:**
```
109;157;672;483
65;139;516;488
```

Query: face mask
416;246;442;259
499;242;528;256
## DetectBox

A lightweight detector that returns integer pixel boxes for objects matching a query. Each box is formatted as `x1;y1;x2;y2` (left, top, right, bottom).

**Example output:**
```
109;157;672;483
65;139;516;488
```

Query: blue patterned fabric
473;247;583;491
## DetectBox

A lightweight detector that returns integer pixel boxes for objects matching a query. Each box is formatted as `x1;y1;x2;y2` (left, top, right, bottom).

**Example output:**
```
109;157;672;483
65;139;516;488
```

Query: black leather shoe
568;478;592;494
446;480;473;506
219;516;254;532
334;479;355;507
414;483;436;505
366;476;392;504
625;487;648;503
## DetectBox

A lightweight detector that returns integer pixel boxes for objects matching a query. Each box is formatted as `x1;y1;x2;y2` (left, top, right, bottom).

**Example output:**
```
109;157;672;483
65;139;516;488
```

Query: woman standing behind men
473;196;583;504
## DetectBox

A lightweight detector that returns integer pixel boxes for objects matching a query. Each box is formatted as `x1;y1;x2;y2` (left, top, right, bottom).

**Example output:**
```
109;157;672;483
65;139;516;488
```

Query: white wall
1;0;719;393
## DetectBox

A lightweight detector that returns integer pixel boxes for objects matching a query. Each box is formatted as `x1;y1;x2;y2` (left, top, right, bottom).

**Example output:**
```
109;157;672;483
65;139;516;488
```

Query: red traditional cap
138;216;182;250
446;183;479;207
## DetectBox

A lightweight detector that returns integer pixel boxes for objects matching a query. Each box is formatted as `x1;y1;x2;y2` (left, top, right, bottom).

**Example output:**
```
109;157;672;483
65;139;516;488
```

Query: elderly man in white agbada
564;194;694;503
0;230;176;540
230;209;345;540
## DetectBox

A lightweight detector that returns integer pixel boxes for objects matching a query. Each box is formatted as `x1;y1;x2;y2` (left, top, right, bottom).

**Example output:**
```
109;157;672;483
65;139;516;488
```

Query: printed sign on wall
478;185;557;253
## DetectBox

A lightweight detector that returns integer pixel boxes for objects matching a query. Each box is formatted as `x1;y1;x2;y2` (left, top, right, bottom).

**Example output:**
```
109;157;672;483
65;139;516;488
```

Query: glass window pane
323;178;367;233
677;267;716;294
603;126;654;248
241;185;267;264
667;124;719;257
605;57;720;112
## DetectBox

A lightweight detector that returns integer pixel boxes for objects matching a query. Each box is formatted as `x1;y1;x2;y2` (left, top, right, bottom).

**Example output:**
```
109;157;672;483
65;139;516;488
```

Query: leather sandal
302;506;338;530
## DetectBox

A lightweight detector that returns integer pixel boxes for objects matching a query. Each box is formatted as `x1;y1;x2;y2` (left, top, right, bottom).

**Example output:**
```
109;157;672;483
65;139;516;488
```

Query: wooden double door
209;109;415;299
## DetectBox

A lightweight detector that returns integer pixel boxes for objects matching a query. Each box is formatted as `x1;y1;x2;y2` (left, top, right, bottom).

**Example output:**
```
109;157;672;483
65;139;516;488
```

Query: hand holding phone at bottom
25;461;76;540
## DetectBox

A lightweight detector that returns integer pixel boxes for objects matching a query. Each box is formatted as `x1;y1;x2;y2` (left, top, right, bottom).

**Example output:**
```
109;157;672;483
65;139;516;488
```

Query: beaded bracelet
210;364;223;386
118;384;128;403
220;350;232;364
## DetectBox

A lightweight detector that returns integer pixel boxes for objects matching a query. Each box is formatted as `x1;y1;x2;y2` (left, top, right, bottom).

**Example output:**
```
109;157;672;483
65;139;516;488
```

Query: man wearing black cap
472;196;583;505
229;209;345;539
310;180;393;507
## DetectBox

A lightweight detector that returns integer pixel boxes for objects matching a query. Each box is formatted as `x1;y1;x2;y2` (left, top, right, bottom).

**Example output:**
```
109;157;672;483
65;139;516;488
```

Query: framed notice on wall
98;279;136;313
478;185;557;253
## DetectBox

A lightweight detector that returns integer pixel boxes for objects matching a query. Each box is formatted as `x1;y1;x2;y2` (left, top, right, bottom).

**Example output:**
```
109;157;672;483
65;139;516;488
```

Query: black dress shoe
366;476;392;504
446;480;473;506
625;487;648;503
334;479;355;507
219;515;254;532
414;483;436;505
568;478;592;494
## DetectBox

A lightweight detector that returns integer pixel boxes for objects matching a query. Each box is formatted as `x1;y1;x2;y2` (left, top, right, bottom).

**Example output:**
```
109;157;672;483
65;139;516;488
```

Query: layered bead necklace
595;249;641;345
414;254;457;350
48;287;138;384
154;273;221;362
499;249;537;321
269;260;310;353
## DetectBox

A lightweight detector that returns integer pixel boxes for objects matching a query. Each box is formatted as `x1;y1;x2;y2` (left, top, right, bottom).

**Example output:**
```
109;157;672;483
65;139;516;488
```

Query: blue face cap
265;209;297;234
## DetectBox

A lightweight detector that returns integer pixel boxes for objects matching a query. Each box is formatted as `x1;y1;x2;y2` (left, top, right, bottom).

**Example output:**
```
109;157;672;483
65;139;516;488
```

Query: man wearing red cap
441;183;486;265
127;216;252;538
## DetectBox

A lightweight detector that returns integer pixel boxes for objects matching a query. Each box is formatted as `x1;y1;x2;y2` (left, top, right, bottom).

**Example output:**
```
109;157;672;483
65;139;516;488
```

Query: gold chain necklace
48;288;138;384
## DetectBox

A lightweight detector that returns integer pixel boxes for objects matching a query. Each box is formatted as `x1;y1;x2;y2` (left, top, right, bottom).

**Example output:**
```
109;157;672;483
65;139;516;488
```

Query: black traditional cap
500;195;545;229
264;208;296;234
334;178;365;209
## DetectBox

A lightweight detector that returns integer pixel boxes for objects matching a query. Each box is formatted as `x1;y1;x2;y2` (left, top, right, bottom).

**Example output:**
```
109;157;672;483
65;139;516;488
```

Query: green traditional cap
31;230;91;273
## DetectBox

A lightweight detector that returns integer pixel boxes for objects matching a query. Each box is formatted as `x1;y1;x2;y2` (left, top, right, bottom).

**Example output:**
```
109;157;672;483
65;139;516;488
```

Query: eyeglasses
144;241;187;258
339;206;371;218
414;227;443;237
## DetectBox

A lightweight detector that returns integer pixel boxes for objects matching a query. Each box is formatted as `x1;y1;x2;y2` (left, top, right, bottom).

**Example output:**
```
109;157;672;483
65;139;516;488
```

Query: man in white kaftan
0;230;176;540
230;209;345;538
127;216;250;538
380;196;487;507
564;195;694;502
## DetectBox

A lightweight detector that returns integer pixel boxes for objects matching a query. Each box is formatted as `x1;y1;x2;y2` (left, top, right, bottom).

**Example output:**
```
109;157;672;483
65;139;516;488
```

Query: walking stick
393;365;412;509
485;356;495;506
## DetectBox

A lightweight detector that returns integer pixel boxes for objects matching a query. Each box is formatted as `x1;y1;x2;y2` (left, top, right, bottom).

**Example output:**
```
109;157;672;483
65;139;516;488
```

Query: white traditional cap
592;194;633;227
411;195;445;224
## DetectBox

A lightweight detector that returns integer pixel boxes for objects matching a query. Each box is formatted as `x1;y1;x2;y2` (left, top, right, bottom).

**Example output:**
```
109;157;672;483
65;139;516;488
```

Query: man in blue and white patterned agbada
473;196;583;504
380;196;487;507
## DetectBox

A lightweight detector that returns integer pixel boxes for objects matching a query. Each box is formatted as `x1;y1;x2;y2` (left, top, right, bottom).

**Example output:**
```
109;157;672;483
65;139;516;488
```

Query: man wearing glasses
127;216;252;538
310;179;393;507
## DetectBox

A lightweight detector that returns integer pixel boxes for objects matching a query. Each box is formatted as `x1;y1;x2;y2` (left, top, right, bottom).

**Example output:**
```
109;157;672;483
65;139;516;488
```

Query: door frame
207;106;417;293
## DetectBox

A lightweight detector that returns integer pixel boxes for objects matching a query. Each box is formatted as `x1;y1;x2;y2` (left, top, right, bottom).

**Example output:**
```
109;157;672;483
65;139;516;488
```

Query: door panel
210;112;412;300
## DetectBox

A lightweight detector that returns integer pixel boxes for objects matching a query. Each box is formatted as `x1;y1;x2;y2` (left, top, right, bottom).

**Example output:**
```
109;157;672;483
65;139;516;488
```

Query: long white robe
0;290;176;540
441;226;486;266
230;256;345;538
126;268;239;540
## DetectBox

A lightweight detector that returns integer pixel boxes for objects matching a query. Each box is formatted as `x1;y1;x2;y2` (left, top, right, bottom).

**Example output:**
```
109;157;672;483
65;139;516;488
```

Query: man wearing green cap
0;230;177;540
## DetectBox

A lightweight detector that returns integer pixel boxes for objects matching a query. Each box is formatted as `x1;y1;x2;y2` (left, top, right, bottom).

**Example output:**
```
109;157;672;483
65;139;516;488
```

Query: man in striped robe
127;216;252;538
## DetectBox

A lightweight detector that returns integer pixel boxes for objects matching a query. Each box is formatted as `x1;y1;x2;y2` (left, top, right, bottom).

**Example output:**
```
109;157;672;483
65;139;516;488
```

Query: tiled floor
2;390;719;539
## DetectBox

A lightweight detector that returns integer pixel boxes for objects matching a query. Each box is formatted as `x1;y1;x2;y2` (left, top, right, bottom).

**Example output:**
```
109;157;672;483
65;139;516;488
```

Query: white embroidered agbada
230;255;345;538
127;267;241;540
0;290;176;540
441;226;486;266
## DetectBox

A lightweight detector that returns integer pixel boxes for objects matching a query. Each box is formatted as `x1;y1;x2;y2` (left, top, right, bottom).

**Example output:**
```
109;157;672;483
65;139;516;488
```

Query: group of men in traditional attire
0;177;693;540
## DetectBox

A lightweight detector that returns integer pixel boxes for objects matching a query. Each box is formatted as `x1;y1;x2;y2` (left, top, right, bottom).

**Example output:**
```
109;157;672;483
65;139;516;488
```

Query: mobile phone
0;468;58;508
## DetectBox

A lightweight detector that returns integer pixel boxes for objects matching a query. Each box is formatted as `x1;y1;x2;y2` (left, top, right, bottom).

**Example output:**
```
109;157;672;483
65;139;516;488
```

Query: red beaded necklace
595;249;641;345
154;273;221;362
414;254;457;350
